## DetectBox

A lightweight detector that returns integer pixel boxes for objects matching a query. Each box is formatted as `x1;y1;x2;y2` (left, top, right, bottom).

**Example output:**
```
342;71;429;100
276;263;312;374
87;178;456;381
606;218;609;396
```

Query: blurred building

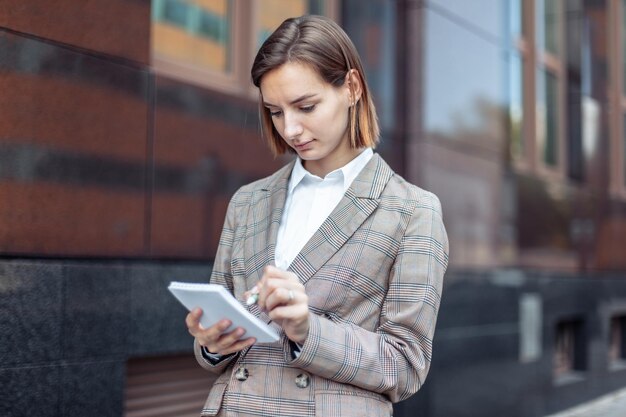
1;1;626;416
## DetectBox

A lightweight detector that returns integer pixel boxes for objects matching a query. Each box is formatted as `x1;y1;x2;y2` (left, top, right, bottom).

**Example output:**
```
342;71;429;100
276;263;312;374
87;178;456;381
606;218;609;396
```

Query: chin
299;154;322;161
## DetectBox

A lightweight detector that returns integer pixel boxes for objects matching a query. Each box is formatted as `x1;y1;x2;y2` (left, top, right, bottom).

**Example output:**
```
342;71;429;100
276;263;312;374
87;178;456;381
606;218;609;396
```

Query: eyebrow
263;94;317;108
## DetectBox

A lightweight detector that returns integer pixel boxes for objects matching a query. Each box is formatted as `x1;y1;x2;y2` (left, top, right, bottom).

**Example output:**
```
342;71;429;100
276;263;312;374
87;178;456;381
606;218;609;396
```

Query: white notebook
168;281;279;343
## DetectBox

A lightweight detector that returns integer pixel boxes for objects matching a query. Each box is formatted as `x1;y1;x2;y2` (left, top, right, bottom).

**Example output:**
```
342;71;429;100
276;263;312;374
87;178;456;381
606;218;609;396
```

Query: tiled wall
4;259;626;417
398;270;626;417
0;259;212;416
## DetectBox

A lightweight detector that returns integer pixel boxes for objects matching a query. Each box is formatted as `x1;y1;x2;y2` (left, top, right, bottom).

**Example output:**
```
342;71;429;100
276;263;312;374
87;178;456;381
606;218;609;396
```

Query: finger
267;303;309;322
262;278;300;293
206;326;243;351
260;279;299;311
210;327;253;354
185;308;203;332
258;280;283;311
202;323;241;350
217;337;256;356
191;318;231;341
266;286;307;312
262;265;297;281
262;264;282;278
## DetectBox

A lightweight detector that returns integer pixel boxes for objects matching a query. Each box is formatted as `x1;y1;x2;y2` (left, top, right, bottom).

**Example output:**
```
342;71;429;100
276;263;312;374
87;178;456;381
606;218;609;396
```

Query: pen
246;285;259;306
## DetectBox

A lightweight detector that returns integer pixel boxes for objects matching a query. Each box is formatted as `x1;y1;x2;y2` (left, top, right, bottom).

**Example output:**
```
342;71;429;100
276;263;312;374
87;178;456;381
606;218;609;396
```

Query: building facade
1;0;626;416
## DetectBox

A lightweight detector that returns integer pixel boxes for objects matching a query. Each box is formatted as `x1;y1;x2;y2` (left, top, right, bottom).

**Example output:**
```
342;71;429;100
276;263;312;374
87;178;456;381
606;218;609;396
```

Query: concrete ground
545;387;626;417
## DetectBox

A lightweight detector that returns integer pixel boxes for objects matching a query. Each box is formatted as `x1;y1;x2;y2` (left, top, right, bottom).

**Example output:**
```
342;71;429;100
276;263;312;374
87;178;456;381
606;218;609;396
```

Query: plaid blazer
194;154;449;417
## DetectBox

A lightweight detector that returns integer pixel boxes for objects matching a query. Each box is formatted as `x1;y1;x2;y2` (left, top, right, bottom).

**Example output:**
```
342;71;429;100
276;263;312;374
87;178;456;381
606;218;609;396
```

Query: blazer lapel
242;161;293;285
288;153;394;285
242;162;292;325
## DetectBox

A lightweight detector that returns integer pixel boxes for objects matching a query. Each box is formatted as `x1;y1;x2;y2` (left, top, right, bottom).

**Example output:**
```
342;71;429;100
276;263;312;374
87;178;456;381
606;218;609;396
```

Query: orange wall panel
0;73;148;161
150;194;230;259
0;181;145;256
0;0;150;64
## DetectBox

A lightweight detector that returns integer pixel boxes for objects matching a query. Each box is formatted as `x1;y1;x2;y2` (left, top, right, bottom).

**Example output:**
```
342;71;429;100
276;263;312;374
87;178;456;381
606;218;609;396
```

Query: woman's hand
253;265;309;344
186;308;256;355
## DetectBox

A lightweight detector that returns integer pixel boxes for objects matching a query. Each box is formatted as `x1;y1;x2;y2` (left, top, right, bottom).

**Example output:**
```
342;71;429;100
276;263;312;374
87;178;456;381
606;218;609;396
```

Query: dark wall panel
60;361;125;417
0;366;60;417
0;259;213;417
398;270;626;417
0;262;63;366
129;263;212;356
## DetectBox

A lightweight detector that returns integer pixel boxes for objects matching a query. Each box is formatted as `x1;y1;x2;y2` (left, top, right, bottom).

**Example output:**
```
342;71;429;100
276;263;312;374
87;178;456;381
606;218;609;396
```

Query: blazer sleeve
193;191;241;374
287;193;449;402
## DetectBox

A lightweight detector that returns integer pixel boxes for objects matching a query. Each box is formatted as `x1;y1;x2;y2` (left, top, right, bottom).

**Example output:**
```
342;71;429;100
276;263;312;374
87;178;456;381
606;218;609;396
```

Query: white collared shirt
274;148;374;270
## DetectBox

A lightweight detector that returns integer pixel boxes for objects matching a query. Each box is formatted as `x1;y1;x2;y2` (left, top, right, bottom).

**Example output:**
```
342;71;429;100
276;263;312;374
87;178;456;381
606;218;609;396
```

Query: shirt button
295;373;310;388
235;366;249;381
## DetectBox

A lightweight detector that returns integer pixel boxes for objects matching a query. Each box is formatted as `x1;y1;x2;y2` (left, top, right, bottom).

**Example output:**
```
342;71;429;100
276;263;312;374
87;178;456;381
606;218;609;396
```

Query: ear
345;69;363;106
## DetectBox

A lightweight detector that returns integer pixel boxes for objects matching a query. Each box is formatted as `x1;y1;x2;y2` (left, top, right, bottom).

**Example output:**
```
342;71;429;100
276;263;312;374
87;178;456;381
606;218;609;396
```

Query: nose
282;111;303;140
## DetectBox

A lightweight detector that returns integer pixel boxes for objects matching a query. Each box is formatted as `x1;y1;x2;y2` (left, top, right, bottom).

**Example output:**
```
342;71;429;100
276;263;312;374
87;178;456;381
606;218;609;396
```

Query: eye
269;109;282;117
300;104;316;113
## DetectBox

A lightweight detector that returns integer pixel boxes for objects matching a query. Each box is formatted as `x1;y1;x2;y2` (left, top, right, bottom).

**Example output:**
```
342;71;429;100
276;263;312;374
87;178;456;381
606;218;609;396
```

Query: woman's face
260;62;361;177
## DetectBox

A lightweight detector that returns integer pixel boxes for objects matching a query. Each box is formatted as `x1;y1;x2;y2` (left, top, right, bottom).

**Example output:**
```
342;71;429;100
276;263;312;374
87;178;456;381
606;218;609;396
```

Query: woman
185;15;449;417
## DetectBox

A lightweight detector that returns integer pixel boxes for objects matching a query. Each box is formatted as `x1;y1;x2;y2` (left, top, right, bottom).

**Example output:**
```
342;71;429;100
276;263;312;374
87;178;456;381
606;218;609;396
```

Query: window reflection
620;1;626;192
554;318;585;381
622;0;626;96
537;0;560;56
536;69;559;167
609;316;626;368
151;0;336;94
507;0;523;41
153;0;232;73
623;115;626;186
256;0;325;47
554;321;576;376
508;52;524;159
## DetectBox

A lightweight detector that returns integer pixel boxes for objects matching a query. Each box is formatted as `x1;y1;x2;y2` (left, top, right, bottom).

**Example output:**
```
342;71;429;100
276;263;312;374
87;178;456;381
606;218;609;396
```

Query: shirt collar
288;148;374;194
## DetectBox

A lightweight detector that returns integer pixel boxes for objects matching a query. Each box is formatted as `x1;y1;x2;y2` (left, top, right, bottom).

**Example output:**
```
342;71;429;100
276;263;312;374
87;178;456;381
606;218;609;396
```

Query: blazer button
295;373;310;388
235;366;249;381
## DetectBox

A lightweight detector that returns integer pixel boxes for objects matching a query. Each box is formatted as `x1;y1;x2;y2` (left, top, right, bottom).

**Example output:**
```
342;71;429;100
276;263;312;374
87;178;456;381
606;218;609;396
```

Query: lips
293;140;314;151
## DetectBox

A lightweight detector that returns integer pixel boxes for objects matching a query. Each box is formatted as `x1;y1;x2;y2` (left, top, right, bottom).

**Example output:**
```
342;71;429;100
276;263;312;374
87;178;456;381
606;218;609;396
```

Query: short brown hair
251;15;380;156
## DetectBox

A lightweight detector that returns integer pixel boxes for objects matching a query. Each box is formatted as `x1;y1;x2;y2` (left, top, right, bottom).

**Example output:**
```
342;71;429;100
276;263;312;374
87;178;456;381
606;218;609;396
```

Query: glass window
162;0;189;27
508;52;524;159
536;68;559;167
615;0;626;193
554;321;575;376
623;114;626;186
554;319;585;380
622;0;626;96
153;0;232;74
536;0;560;56
507;0;523;42
151;0;336;94
609;315;626;367
255;0;325;48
